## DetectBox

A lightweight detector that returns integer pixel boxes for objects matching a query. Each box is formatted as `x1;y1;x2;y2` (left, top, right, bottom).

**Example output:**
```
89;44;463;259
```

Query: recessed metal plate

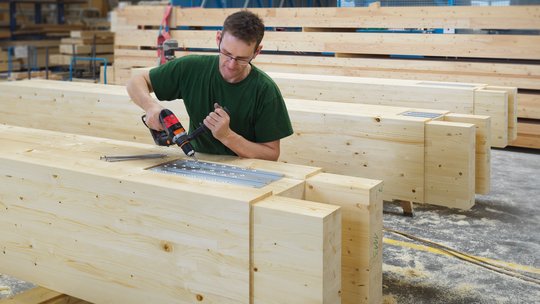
148;159;284;188
400;111;443;119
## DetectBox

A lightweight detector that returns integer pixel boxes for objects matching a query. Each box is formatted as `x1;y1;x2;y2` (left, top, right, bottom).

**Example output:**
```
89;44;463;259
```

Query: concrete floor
0;147;539;302
383;147;540;304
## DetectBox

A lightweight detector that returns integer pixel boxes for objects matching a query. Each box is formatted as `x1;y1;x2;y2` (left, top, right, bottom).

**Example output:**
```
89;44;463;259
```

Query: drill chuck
172;133;195;157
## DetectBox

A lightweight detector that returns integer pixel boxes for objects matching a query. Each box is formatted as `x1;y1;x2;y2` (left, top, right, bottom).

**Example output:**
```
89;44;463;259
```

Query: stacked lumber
0;39;59;70
0;80;489;210
14;24;84;37
6;70;63;81
0;48;7;71
0;123;383;304
112;5;540;148
50;30;114;66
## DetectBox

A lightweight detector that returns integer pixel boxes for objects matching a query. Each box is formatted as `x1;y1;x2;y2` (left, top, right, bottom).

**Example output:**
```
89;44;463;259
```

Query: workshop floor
1;147;539;303
383;147;540;304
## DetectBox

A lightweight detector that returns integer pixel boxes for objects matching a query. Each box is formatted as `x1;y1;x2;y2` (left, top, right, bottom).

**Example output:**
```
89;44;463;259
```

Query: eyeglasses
218;40;254;66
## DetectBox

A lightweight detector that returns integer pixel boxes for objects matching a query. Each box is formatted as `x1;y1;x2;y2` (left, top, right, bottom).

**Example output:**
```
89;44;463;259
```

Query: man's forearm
126;73;164;130
126;73;157;111
221;132;280;161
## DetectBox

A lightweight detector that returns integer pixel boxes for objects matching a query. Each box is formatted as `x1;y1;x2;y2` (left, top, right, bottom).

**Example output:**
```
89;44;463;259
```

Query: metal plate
400;111;443;119
148;159;284;188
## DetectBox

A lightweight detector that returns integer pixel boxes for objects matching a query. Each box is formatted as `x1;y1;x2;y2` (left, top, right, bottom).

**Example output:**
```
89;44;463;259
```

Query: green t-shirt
149;55;293;156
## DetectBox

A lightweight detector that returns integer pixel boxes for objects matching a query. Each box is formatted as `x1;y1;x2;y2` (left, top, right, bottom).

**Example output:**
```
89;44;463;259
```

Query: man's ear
253;44;263;59
216;31;222;48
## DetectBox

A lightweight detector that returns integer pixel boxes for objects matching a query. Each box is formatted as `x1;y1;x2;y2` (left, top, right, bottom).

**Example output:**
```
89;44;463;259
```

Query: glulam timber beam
0;124;384;304
116;6;540;30
265;72;513;148
0;80;482;208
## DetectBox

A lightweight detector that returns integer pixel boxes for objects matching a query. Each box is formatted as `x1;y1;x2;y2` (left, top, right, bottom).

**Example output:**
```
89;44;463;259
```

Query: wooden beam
518;92;540;120
253;196;342;304
510;120;540;149
425;121;476;209
484;86;518;141
0;125;358;303
253;54;540;91
305;173;383;304
115;29;540;60
265;71;511;148
115;6;540;30
59;44;114;55
443;114;491;195
0;80;479;209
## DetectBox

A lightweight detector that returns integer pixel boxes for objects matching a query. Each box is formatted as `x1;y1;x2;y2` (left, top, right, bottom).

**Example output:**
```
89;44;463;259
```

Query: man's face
216;31;260;83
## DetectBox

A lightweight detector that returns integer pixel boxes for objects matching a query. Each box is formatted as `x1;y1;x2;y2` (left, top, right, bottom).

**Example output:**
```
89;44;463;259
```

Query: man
126;10;293;161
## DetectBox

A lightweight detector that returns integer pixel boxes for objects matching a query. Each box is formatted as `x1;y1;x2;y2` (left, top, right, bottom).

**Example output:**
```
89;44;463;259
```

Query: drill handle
141;114;173;146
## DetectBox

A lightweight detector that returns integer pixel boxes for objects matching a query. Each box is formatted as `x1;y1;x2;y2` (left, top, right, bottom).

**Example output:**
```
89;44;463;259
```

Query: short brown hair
222;10;264;49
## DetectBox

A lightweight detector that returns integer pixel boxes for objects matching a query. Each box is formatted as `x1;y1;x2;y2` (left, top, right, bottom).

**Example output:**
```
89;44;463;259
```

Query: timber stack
112;4;540;149
50;30;114;67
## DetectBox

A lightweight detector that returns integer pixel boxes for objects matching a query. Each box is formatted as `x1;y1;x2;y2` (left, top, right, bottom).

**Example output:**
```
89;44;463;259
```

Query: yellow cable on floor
383;227;540;285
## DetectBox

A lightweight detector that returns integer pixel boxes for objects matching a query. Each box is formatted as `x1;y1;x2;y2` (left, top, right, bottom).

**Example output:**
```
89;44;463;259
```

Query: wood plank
510;120;540;149
473;89;509;147
485;86;518;141
0;80;479;208
61;37;114;45
115;29;540;60
59;44;114;55
253;196;341;304
253;54;540;91
114;49;157;69
425;121;476;209
70;31;114;40
49;54;114;66
0;125;345;304
0;40;60;48
443;114;491;195
517;92;540;120
0;30;10;39
305;173;383;304
266;71;510;148
115;6;540;30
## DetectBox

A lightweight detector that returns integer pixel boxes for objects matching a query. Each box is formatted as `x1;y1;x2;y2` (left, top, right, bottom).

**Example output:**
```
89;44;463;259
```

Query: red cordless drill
142;109;197;158
142;106;229;158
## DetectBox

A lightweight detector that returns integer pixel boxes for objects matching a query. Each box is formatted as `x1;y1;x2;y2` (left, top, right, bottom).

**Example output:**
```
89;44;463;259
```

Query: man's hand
144;104;166;131
203;102;281;161
204;103;232;141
